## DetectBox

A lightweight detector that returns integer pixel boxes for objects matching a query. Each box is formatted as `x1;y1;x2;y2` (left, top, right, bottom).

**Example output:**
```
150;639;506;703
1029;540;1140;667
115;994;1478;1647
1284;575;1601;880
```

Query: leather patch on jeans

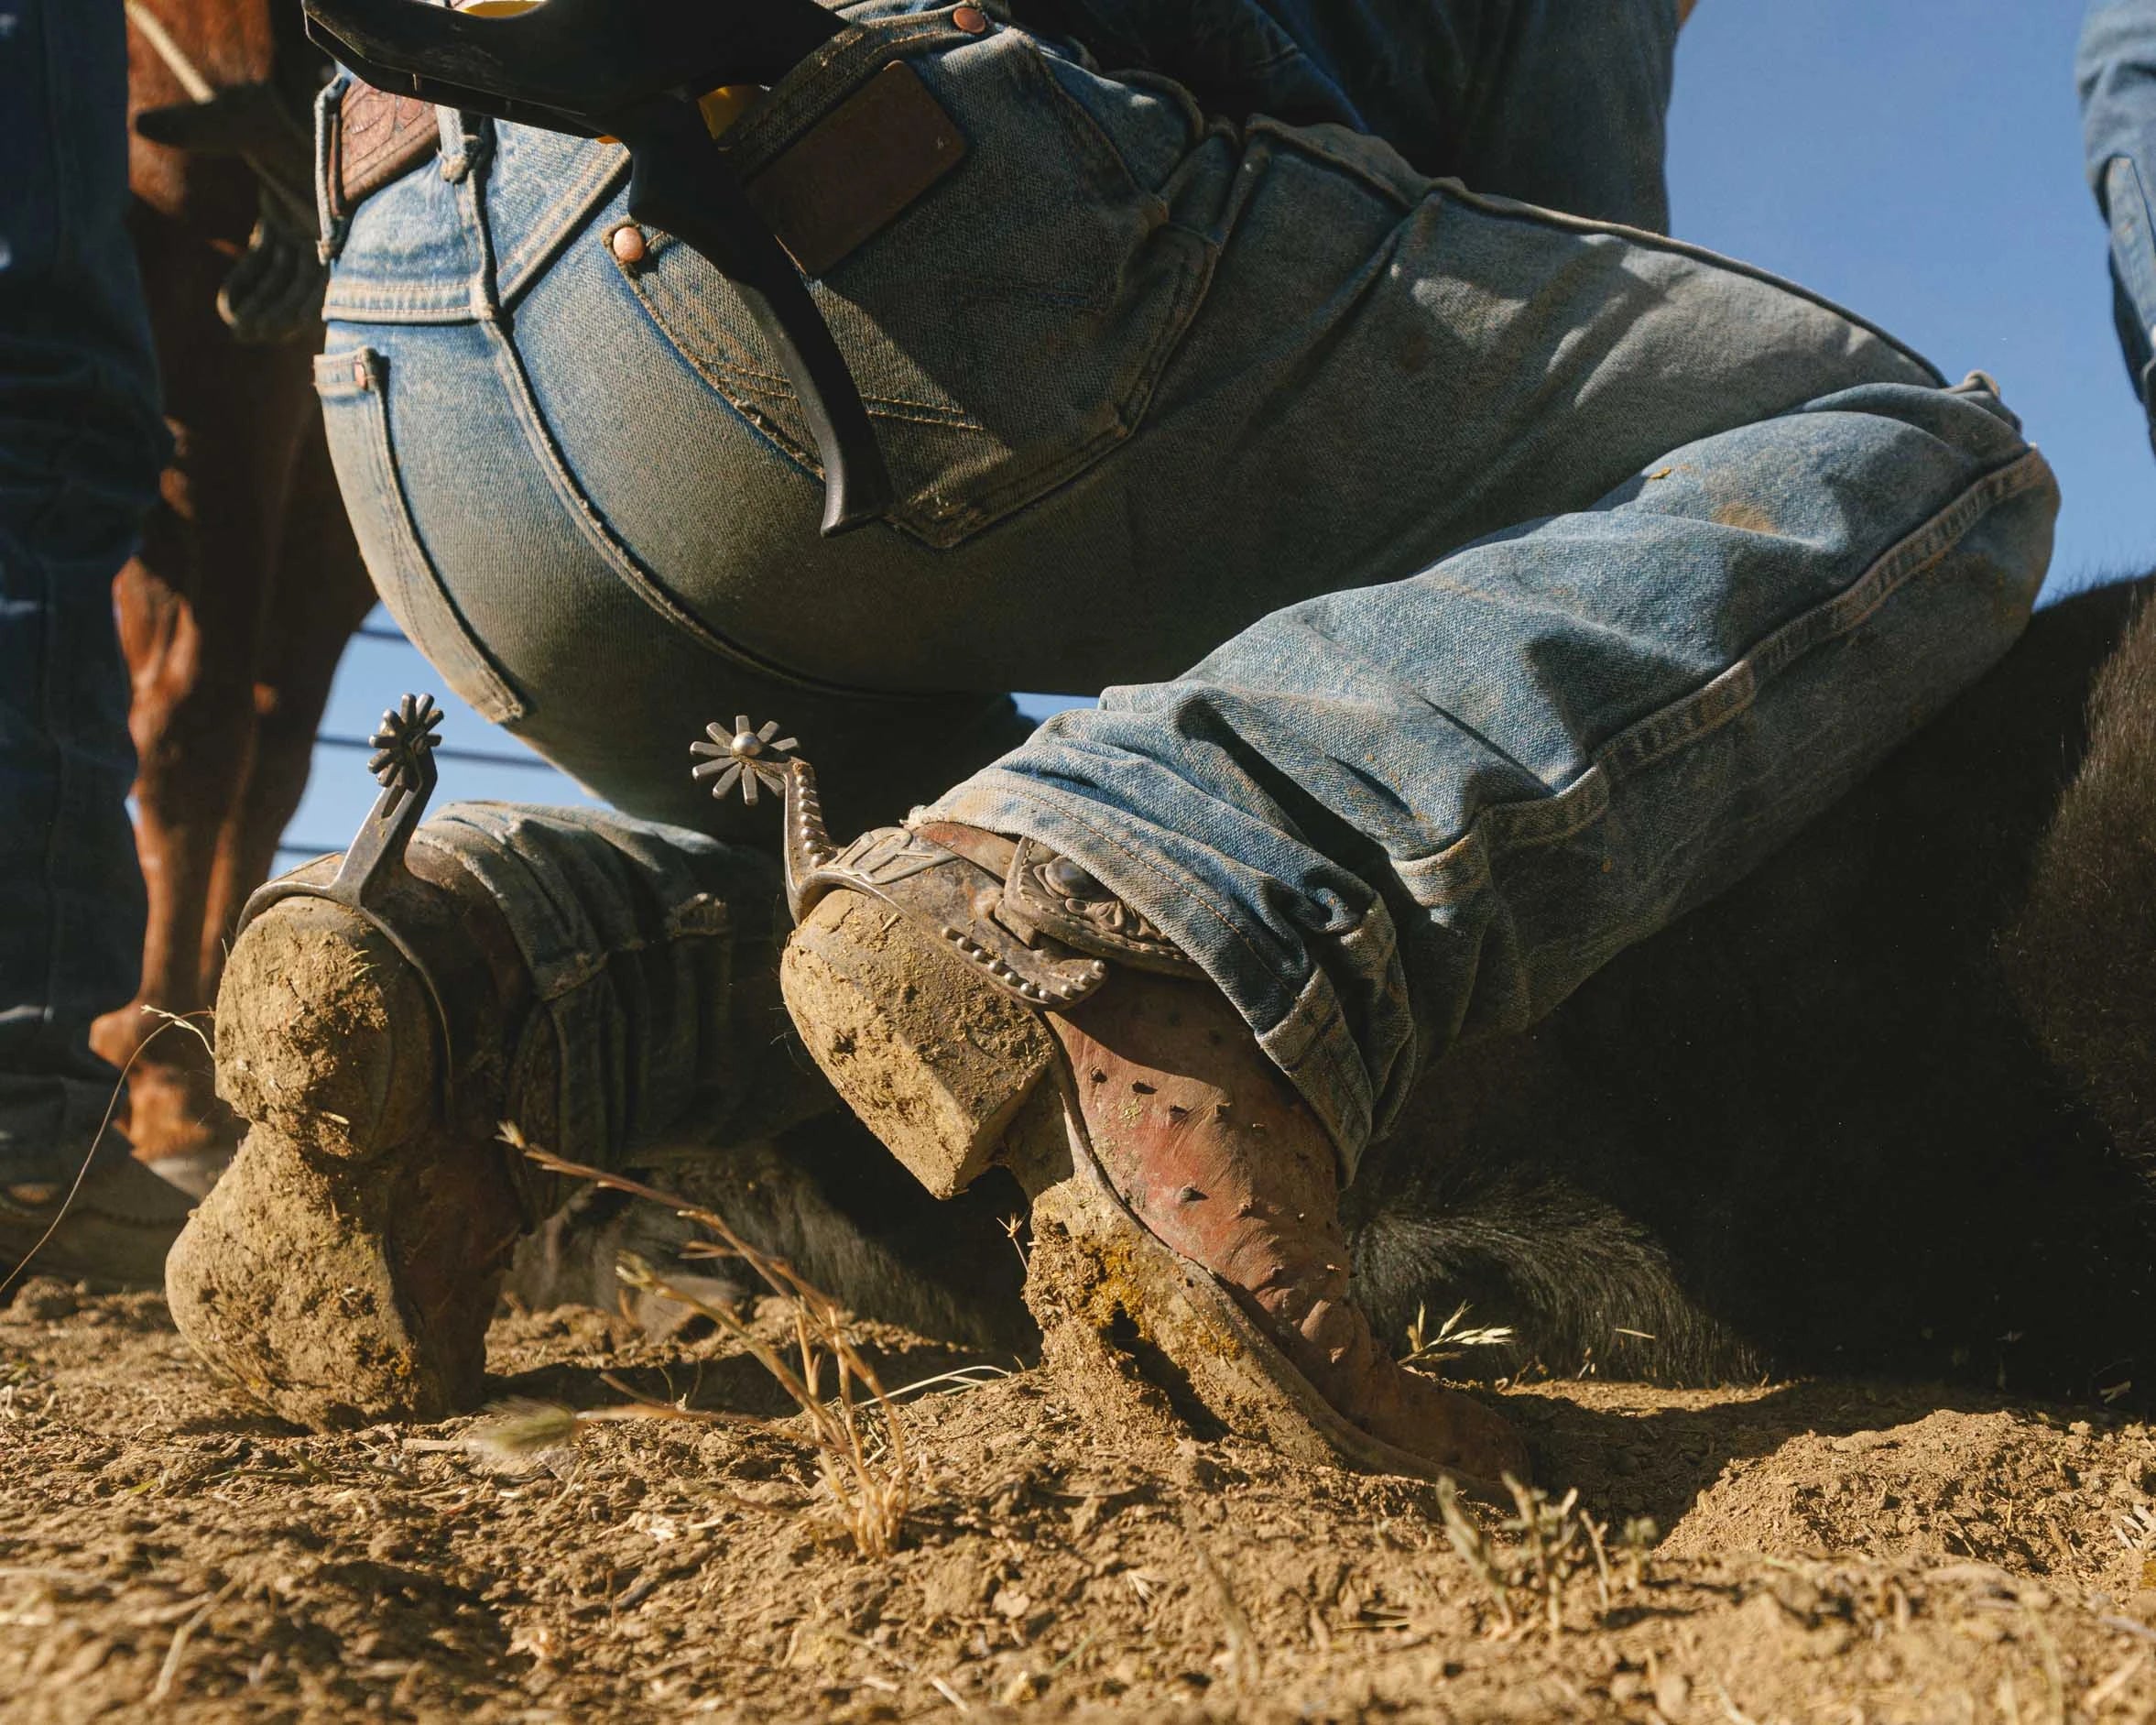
331;83;440;221
746;62;968;278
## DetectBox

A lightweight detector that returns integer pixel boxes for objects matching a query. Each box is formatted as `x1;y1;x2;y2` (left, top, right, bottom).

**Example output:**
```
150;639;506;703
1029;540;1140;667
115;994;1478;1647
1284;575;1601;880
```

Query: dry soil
5;1279;2156;1722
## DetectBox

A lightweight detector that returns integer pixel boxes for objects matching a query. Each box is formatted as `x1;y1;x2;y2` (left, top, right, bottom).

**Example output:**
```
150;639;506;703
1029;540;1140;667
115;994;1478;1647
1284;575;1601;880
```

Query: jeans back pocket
609;23;1212;548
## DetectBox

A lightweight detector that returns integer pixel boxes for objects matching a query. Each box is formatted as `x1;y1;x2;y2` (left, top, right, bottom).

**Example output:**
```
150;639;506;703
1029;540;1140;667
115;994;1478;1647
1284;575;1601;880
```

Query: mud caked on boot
165;697;550;1426
724;719;1528;1492
169;698;816;1429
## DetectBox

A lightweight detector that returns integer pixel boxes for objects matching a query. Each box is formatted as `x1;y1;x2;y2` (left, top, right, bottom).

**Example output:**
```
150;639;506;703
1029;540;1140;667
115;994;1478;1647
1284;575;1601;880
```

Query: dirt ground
6;1279;2156;1723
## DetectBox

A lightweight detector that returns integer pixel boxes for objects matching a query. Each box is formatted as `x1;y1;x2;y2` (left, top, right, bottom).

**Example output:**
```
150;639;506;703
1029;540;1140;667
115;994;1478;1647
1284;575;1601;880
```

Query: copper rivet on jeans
952;5;989;33
610;224;648;265
351;355;368;389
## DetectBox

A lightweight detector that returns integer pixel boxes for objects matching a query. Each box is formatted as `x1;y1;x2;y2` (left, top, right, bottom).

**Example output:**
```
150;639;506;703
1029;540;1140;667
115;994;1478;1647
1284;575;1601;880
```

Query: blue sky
1670;0;2151;587
285;0;2153;857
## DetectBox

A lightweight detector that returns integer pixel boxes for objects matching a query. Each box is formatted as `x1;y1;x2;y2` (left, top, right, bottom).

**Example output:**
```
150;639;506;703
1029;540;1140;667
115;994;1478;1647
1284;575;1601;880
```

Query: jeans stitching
962;780;1288;988
326;349;527;724
1246;116;1423;210
474;309;962;705
1397;447;2053;904
1441;181;1946;388
1255;970;1371;1167
495;145;633;306
322;284;478;320
915;227;1213;534
659;348;983;420
649;332;980;420
626;246;989;430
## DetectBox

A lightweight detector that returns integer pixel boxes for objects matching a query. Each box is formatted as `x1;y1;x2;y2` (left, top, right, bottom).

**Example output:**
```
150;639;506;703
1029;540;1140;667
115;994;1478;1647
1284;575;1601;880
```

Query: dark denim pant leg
0;0;166;1181
411;804;826;1167
2079;0;2156;449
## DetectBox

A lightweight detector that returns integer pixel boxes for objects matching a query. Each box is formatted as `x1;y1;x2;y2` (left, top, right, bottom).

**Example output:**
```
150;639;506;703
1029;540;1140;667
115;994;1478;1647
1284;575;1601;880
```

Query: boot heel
215;898;440;1159
173;856;538;1427
781;889;1059;1198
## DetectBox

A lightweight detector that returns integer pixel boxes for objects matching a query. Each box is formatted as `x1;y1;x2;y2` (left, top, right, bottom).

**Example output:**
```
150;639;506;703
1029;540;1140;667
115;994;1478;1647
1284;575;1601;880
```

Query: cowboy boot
167;697;811;1427
718;723;1525;1490
164;701;551;1427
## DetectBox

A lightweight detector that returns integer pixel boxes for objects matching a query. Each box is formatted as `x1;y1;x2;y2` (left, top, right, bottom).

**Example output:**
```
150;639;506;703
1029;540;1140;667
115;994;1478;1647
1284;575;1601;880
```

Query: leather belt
328;83;440;220
328;64;966;278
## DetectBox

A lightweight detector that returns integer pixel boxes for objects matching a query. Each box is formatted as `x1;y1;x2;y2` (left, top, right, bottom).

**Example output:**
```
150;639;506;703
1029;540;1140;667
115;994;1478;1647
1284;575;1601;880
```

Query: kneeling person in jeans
169;1;2055;1486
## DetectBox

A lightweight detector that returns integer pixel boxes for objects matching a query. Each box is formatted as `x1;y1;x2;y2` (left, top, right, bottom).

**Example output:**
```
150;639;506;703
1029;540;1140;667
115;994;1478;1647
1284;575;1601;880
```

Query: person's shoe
0;1152;195;1290
164;876;549;1427
164;700;552;1428
757;753;1526;1491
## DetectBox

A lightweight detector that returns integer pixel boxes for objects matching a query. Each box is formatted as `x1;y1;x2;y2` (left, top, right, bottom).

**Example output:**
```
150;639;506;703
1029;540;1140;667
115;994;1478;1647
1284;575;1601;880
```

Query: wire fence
312;731;560;770
272;612;576;859
278;615;1091;861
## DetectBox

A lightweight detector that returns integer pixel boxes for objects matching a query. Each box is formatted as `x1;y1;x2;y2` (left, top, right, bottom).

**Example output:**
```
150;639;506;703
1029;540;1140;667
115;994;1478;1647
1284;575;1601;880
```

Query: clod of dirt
7;1278;78;1322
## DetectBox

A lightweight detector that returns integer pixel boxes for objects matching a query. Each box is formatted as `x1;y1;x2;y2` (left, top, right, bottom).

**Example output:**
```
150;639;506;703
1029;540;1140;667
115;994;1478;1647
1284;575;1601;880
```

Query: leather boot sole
782;890;1509;1499
165;897;530;1428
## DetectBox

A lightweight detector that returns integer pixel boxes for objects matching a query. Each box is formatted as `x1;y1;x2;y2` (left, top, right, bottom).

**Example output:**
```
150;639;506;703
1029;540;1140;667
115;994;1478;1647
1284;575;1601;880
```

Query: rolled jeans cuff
924;770;1410;1172
408;802;802;1167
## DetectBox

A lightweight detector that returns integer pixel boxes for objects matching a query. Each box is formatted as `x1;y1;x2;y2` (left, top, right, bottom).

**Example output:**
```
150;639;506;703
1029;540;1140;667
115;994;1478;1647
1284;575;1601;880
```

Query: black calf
1348;575;2156;1405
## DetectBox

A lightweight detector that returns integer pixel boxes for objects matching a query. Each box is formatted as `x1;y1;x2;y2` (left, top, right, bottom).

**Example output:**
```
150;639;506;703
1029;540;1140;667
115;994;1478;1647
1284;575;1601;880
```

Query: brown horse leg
200;411;373;1001
95;557;246;1172
97;541;201;1099
93;213;313;1169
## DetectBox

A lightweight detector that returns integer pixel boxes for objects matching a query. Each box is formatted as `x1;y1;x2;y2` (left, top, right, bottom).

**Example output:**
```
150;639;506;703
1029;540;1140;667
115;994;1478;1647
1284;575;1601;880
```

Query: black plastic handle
302;0;893;534
613;99;892;534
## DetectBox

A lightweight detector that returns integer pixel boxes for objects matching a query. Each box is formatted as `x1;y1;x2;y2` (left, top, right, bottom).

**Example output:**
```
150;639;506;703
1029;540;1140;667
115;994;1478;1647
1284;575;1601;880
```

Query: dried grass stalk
1401;1301;1516;1371
496;1124;910;1558
1435;1472;1647;1638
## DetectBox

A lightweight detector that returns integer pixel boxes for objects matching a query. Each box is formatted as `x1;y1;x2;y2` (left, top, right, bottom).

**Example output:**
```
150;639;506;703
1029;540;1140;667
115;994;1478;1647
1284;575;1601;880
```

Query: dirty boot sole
1011;1083;1510;1500
165;898;528;1428
782;890;1507;1497
165;1122;500;1425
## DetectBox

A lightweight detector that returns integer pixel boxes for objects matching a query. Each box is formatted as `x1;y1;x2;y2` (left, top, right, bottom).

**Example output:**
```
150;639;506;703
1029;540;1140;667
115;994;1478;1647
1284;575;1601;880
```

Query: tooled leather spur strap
996;837;1203;979
331;82;440;219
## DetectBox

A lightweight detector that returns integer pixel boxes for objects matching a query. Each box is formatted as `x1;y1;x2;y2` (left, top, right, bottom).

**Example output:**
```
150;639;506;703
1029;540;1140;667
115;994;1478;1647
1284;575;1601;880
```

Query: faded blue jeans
2082;0;2156;445
0;0;164;1182
317;0;2056;1174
